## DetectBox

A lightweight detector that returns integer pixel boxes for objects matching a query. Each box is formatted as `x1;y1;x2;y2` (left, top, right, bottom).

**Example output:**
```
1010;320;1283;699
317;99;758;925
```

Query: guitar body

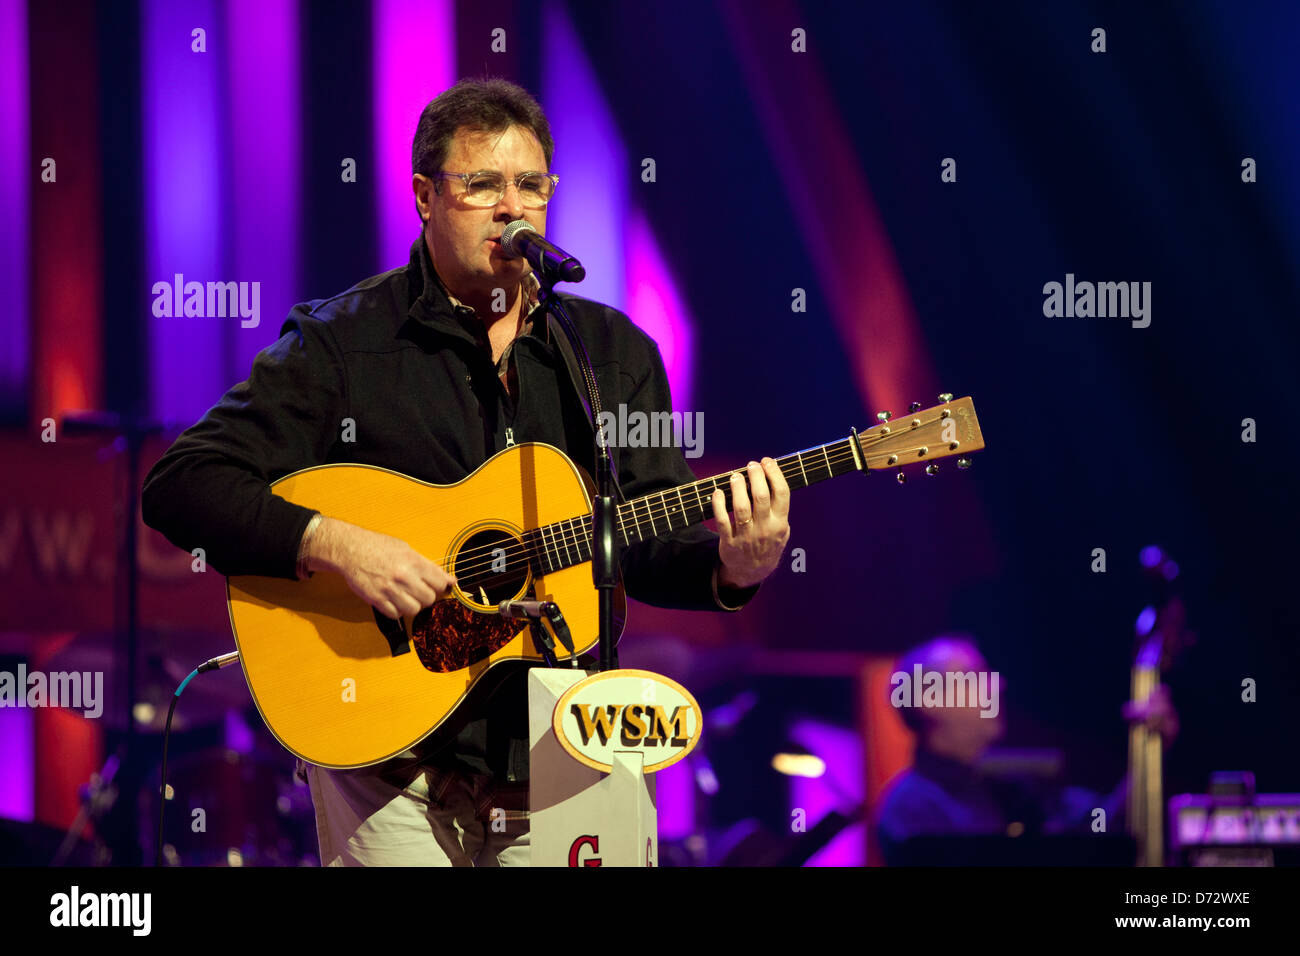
227;442;624;769
224;396;986;770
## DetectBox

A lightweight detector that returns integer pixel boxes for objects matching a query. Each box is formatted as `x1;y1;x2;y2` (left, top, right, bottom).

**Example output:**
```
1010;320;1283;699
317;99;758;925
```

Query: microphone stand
536;277;620;673
64;412;163;865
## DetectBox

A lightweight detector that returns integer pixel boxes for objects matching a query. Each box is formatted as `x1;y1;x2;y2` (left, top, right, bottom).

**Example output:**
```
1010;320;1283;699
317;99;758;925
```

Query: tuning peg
896;471;906;484
925;464;939;476
876;410;892;422
938;392;953;403
956;457;972;469
909;401;921;413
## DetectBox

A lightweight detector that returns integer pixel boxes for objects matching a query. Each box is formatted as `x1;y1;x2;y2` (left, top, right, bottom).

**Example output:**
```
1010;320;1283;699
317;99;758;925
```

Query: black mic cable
155;651;240;866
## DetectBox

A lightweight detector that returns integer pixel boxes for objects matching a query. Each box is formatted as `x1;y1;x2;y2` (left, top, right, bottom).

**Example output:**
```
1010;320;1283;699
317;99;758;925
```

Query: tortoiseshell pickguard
410;602;523;673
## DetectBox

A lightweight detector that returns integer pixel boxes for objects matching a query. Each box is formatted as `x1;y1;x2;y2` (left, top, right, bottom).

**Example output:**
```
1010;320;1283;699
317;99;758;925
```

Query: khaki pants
301;760;530;866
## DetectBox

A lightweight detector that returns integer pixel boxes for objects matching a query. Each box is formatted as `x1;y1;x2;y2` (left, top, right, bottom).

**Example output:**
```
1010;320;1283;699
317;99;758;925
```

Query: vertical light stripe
719;0;937;415
863;655;914;865
0;0;28;412
541;0;625;312
626;210;693;411
655;758;695;843
542;1;694;409
373;0;455;271
142;0;226;422
226;0;300;373
0;708;34;822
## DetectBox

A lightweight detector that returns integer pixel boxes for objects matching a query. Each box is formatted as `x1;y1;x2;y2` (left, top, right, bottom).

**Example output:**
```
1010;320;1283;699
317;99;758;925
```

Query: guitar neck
535;437;858;572
530;395;983;575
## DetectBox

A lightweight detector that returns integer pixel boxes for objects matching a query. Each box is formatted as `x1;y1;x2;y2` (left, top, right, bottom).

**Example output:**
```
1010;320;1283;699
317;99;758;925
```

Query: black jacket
142;235;755;778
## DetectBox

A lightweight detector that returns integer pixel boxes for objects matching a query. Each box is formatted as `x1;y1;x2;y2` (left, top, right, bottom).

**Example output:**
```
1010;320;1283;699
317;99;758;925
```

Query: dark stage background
1;0;1296;866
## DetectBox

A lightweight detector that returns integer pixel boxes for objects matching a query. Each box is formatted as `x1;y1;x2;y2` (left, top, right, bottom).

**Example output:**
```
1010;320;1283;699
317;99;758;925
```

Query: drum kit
29;626;320;867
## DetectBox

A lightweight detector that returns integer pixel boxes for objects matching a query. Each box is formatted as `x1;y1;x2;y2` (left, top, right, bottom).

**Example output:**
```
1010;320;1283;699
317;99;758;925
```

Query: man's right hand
305;516;458;620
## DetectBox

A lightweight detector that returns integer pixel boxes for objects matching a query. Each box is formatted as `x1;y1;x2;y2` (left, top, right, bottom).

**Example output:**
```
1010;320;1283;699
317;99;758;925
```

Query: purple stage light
1139;544;1179;582
1135;605;1158;638
542;1;693;409
0;707;34;822
655;758;695;842
143;0;226;422
788;717;865;866
373;0;454;272
224;708;255;755
541;0;625;314
626;211;694;411
226;0;301;373
0;0;28;412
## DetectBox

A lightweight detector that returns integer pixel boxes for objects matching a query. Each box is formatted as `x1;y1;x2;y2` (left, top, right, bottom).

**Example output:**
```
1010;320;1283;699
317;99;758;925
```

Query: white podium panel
528;669;658;867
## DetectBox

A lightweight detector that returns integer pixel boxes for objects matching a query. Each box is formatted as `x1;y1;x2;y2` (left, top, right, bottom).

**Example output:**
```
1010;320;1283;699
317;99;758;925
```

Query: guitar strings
445;442;865;576
443;427;959;579
441;435;931;580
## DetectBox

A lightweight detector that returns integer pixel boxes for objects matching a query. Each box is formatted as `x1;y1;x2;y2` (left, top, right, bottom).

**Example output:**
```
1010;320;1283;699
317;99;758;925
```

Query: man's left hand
1122;684;1180;746
712;457;791;590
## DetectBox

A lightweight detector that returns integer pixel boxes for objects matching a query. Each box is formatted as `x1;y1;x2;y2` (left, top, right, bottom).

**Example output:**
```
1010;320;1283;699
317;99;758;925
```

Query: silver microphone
498;599;548;619
499;220;585;283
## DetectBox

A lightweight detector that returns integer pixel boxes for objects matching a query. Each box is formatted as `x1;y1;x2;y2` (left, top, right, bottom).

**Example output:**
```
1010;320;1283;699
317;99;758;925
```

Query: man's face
921;643;1005;761
414;124;548;301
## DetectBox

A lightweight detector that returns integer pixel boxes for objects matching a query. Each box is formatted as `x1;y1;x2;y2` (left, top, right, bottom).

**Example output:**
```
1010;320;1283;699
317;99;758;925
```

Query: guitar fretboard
528;437;861;574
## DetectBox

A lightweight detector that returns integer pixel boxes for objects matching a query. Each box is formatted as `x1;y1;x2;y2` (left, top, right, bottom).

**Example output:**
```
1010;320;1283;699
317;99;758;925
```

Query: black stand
528;617;556;668
536;281;621;672
62;413;163;865
514;600;579;669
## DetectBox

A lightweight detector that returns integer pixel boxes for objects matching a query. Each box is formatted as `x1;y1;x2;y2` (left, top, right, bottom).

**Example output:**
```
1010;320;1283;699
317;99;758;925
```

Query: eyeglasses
431;170;559;209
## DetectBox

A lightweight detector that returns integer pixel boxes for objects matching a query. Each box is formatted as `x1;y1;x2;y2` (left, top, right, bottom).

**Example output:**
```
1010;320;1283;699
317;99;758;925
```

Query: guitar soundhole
452;528;531;606
405;526;533;673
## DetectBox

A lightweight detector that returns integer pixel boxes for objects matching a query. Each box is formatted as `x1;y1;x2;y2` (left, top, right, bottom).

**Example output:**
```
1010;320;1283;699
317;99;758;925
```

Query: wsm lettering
570;703;690;747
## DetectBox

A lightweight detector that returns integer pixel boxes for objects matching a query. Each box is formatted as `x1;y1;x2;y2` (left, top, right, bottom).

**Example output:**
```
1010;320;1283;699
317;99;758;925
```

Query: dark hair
412;77;554;181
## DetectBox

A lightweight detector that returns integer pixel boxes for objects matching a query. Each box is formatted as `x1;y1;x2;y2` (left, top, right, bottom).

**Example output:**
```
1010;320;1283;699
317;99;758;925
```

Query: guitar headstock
855;394;985;480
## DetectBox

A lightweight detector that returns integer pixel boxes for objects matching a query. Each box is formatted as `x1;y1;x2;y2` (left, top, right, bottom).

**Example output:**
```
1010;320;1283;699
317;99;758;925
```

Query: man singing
142;77;790;865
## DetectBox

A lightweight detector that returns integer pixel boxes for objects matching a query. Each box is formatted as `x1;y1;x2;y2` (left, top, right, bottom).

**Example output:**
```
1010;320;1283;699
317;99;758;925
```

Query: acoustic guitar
228;396;985;768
